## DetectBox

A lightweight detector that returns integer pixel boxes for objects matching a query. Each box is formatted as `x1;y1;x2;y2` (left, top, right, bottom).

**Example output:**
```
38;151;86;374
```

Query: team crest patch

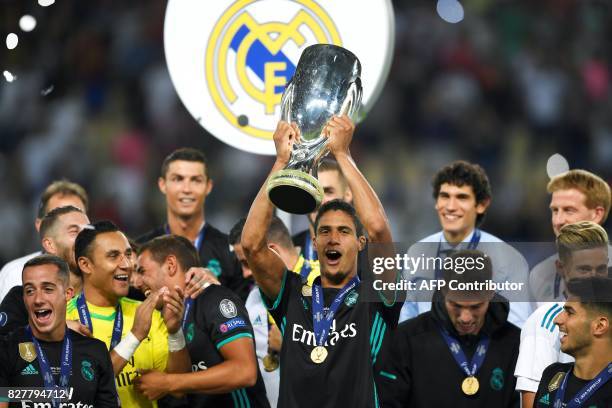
186;323;195;343
18;342;37;362
490;368;504;391
81;360;95;382
220;299;238;318
301;284;312;297
344;290;358;307
207;259;222;277
548;372;565;392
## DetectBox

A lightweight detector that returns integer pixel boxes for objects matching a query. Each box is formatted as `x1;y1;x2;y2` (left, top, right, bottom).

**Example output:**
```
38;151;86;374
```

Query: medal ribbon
439;327;489;378
27;326;72;408
312;276;360;347
435;229;481;279
76;293;123;350
181;297;194;331
554;363;612;408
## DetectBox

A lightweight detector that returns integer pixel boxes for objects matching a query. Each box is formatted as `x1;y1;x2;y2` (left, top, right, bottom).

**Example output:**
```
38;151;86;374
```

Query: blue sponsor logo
219;318;247;333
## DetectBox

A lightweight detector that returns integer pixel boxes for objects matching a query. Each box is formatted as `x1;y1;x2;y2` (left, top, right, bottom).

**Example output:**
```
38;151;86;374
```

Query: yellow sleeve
150;310;168;372
66;298;78;320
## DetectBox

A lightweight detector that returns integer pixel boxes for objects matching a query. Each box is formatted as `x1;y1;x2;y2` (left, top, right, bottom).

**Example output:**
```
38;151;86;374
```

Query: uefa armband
168;328;186;352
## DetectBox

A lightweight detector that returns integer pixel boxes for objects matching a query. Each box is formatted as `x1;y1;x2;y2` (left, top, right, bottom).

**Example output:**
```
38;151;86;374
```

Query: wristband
114;332;141;361
168;328;186;352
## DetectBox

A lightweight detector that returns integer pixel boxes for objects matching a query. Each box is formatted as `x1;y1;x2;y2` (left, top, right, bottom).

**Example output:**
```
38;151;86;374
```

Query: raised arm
242;121;299;300
325;115;392;244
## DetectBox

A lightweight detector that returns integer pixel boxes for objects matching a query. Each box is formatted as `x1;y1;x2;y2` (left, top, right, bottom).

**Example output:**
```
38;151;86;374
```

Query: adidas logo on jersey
253;316;263;326
21;364;39;375
539;393;550;405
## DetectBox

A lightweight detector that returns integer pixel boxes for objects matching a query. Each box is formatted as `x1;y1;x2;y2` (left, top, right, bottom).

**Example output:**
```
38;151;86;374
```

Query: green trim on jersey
370;312;387;365
260;270;288;311
215;333;253;350
230;388;252;408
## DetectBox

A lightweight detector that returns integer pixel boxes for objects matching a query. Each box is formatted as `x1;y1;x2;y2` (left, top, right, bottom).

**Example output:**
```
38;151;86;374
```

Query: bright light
3;71;16;83
38;0;55;7
6;33;18;50
436;0;464;24
19;15;37;32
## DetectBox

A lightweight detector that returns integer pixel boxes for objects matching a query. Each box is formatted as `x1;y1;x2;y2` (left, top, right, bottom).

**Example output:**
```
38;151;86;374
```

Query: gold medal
302;284;312;297
263;353;279;372
310;346;328;364
461;376;479;395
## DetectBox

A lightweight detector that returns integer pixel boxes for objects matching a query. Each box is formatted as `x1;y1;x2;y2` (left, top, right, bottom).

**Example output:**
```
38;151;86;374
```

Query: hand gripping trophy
267;44;362;214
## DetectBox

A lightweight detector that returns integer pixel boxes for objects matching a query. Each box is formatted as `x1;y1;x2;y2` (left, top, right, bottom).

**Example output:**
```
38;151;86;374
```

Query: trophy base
267;170;324;214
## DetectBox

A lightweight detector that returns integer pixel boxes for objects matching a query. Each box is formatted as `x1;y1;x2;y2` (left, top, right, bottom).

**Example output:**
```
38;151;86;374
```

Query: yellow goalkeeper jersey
67;296;168;408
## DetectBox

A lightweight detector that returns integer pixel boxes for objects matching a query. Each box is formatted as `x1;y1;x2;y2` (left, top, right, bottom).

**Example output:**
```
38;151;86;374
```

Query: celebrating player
242;116;400;407
0;255;118;408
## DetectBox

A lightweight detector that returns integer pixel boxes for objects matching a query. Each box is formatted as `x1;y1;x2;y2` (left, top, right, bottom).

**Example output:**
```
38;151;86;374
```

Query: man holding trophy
242;44;401;407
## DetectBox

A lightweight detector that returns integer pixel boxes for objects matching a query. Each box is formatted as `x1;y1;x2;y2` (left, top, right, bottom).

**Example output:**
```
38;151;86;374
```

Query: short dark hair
23;254;70;286
318;159;347;184
39;205;84;241
160;148;209;179
139;235;200;271
74;220;121;276
37;180;88;219
229;218;246;246
230;216;294;250
314;200;364;237
567;277;612;317
432;161;492;225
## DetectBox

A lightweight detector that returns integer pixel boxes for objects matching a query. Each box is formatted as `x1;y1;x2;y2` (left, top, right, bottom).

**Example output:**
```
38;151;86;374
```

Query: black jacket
377;292;520;408
137;223;251;301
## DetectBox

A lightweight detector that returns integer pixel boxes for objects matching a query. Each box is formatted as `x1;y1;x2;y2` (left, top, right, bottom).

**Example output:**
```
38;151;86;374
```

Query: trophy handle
280;81;294;123
340;78;363;119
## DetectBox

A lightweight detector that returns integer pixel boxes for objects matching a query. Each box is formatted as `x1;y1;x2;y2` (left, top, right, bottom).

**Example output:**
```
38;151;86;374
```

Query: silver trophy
267;44;363;214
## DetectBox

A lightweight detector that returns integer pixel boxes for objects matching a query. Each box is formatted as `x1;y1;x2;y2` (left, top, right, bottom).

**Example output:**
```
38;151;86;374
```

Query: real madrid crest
19;342;37;363
164;0;395;155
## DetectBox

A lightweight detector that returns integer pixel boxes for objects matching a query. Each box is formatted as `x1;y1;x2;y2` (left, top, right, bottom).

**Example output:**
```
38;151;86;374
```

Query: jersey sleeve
0;286;27;336
259;269;298;326
514;308;563;392
92;340;120;407
150;309;169;372
377;324;412;407
200;286;254;350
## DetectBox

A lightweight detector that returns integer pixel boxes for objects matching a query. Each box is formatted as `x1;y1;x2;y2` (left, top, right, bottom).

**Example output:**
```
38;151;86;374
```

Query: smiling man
137;148;248;300
242;117;400;408
533;277;612;407
0;255;118;408
399;160;531;328
133;234;270;407
515;221;610;408
379;250;520;407
529;169;611;304
67;221;190;408
0;205;90;335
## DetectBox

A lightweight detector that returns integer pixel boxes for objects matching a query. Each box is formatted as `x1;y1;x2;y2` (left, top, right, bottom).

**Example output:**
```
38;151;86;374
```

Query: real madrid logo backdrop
164;0;394;155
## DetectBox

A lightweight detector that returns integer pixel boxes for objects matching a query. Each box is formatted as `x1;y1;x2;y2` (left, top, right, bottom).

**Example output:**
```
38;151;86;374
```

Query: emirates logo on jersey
291;320;357;347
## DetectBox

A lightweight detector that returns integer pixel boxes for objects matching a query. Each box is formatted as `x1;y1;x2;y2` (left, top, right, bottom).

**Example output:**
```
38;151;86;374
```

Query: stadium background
0;0;610;266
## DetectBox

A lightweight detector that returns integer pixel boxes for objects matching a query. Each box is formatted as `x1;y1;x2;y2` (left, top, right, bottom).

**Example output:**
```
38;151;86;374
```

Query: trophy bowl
267;44;362;214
